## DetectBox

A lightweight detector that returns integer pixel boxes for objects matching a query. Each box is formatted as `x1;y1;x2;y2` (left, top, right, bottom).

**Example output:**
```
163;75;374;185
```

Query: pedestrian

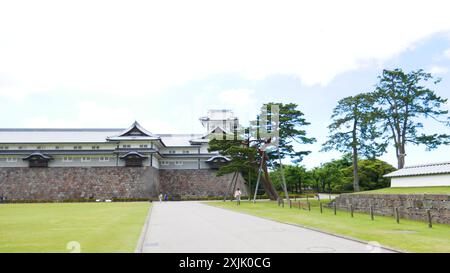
234;188;242;205
164;193;169;201
159;193;163;203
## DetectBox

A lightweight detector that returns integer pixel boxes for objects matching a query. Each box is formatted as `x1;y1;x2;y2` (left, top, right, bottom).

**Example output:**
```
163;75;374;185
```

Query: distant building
0;110;247;201
384;162;450;187
0;111;238;169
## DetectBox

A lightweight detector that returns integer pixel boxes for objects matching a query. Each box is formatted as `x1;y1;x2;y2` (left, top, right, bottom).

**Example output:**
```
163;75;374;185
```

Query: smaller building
384;161;450;187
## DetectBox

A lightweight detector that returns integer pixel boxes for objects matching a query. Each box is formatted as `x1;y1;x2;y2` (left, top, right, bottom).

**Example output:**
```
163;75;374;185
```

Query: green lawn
0;202;150;253
357;186;450;195
208;200;450;253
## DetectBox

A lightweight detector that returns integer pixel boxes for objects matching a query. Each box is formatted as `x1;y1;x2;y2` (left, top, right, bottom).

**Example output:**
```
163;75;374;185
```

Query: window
18;146;23;150
62;156;73;162
161;161;170;165
175;161;184;166
81;157;91;162
122;144;131;148
6;157;17;162
74;146;82;150
183;150;190;154
92;146;100;150
168;150;176;154
55;146;60;150
139;144;148;148
99;157;110;162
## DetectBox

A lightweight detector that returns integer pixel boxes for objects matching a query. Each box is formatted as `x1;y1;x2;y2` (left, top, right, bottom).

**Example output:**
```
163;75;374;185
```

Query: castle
0;110;246;201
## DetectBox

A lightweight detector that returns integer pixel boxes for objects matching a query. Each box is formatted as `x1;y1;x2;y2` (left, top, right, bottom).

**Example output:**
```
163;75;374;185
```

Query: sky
1;0;450;169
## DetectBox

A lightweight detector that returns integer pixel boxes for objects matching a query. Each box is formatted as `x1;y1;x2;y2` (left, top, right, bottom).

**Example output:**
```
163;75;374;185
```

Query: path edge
202;201;404;253
135;202;153;253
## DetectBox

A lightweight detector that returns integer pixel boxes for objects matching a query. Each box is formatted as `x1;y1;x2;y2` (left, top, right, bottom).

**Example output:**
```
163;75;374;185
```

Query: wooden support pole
320;202;323;214
350;205;354;218
427;210;432;228
252;152;265;203
307;202;311;211
333;202;337;215
370;206;374;221
395;207;400;224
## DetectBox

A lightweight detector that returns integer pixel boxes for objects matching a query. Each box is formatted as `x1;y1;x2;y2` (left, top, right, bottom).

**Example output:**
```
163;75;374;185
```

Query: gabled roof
106;121;160;141
206;155;231;162
119;151;148;159
384;161;450;178
22;152;53;161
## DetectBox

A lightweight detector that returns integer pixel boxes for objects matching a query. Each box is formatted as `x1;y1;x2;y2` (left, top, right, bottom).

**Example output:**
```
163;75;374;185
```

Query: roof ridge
405;161;450;169
0;128;124;132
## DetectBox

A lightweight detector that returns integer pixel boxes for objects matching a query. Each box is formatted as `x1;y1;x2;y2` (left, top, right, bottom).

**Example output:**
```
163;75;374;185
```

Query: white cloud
217;88;259;125
444;48;450;59
1;0;450;100
218;89;256;108
429;65;449;75
23;101;135;128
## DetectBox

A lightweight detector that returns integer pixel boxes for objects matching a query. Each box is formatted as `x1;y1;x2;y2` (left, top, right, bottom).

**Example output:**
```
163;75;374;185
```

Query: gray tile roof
0;128;205;147
158;134;204;147
0;128;123;143
384;161;450;178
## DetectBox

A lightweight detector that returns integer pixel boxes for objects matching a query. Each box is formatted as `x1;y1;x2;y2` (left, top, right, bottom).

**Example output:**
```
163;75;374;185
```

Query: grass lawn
208;200;450;253
357;186;450;195
0;202;150;253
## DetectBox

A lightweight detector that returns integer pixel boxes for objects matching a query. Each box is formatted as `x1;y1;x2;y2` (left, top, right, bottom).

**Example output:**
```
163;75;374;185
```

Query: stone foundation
0;167;247;202
333;194;450;224
159;169;247;197
0;167;160;201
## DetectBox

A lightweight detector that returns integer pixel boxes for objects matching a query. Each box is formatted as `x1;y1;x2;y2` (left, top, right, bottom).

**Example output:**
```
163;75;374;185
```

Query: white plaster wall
391;174;450;187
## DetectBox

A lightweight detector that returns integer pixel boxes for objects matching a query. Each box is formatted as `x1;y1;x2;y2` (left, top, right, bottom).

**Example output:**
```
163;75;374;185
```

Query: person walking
234;188;242;205
159;193;163;202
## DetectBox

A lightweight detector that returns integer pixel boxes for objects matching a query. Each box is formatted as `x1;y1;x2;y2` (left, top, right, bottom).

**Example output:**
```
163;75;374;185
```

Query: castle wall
0;167;247;201
0;167;160;201
159;169;248;198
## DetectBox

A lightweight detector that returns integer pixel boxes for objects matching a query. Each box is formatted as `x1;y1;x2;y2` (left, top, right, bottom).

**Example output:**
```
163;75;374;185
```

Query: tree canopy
374;68;450;169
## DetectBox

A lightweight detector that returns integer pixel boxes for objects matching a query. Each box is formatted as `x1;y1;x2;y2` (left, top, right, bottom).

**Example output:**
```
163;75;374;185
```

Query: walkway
140;201;393;253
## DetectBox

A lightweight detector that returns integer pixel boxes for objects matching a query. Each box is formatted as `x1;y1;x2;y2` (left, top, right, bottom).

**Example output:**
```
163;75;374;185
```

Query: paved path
140;201;393;253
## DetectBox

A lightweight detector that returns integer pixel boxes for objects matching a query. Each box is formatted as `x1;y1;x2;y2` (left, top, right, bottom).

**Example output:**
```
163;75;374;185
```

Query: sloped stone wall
159;169;248;198
0;167;160;201
333;194;450;224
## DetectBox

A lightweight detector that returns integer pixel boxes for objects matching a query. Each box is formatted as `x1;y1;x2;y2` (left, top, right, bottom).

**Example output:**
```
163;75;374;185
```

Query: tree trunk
352;116;360;192
352;145;360;192
261;157;279;201
397;145;406;169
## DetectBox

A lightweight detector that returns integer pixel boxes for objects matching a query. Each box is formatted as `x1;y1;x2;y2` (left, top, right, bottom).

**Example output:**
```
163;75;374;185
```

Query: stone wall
0;167;160;201
159;169;248;198
0;167;248;202
333;194;450;224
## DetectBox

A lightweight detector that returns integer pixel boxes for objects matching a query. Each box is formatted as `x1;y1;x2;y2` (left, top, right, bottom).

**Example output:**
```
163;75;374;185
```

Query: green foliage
270;165;308;193
354;159;396;190
374;68;450;168
257;103;316;165
271;155;395;193
322;93;386;158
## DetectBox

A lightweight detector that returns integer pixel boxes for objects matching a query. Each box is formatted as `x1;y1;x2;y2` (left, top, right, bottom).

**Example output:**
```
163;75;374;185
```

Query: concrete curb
135;203;153;253
202;201;404;253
